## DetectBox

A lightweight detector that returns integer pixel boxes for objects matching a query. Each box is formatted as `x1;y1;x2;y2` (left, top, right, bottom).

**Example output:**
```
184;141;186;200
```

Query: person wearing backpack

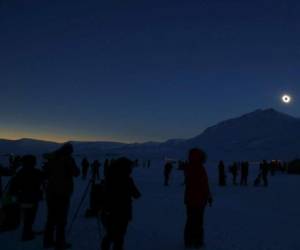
101;157;141;250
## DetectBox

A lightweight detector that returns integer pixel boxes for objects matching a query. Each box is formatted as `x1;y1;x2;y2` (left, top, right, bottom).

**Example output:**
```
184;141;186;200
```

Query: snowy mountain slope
186;109;300;160
0;109;299;160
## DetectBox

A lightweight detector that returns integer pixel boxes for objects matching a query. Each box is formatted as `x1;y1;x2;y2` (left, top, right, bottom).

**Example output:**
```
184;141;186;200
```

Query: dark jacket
185;163;211;208
10;167;44;204
44;155;79;197
103;177;141;221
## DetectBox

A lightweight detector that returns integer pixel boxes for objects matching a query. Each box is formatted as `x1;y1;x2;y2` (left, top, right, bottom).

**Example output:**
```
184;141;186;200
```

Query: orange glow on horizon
0;129;126;143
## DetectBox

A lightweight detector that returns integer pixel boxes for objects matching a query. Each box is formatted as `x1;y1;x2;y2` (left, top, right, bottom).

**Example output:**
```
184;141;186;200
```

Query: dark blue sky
1;0;300;142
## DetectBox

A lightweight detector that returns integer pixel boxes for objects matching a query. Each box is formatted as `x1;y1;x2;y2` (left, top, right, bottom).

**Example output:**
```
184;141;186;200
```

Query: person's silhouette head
110;157;133;179
57;143;74;156
188;148;207;165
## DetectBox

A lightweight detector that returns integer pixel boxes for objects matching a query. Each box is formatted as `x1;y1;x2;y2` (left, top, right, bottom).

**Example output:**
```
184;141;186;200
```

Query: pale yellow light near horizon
0;129;121;143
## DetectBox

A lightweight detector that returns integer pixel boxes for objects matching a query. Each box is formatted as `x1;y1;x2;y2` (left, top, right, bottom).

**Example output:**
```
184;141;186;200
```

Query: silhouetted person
230;162;238;185
164;162;173;186
0;165;13;199
91;160;101;181
9;155;22;172
134;159;139;167
147;160;151;168
240;161;249;186
184;148;212;249
43;143;80;250
261;160;269;187
81;158;90;180
270;161;277;176
9;155;44;241
101;157;141;250
104;159;110;179
218;161;226;186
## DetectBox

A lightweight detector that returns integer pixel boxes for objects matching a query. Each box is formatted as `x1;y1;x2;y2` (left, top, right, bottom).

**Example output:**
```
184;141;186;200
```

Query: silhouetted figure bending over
9;155;44;241
43;143;80;250
184;148;212;249
218;161;226;186
164;162;173;186
81;158;90;180
240;161;249;186
101;157;141;250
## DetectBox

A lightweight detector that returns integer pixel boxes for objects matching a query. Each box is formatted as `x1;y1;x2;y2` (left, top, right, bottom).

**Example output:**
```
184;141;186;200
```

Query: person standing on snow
43;143;80;250
218;160;226;186
164;162;173;186
261;160;269;187
101;157;141;250
81;157;90;180
184;148;213;249
91;160;101;181
9;155;44;241
230;162;238;185
240;161;249;186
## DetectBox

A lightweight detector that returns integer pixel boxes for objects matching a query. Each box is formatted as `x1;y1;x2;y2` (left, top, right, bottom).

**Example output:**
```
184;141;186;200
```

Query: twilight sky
0;0;300;143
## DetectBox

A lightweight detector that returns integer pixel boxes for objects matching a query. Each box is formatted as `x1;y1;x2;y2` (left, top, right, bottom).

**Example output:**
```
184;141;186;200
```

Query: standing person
43;143;80;250
147;160;151;168
9;155;44;241
240;161;249;186
184;148;213;249
230;162;238;185
81;158;90;180
104;159;110;179
101;157;141;250
0;165;13;199
164;161;173;186
218;161;226;186
91;160;101;181
261;160;269;187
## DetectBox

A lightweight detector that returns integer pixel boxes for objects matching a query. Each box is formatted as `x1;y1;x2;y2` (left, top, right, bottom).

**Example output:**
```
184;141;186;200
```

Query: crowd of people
0;143;143;250
218;160;287;188
0;144;291;250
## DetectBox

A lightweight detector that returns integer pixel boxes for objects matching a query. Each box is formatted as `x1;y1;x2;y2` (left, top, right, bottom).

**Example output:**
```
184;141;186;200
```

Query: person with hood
184;148;213;249
9;155;44;241
81;157;90;180
101;157;141;250
43;143;80;250
218;161;226;186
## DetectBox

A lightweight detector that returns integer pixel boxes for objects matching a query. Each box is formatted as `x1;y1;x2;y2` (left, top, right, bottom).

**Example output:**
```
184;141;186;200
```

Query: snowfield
1;160;300;250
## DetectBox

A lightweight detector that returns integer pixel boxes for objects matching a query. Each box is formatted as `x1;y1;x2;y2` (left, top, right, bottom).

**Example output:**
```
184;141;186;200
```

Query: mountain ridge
0;109;299;161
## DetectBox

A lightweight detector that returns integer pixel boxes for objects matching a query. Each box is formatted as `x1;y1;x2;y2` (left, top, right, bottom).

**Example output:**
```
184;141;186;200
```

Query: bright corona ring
282;95;291;104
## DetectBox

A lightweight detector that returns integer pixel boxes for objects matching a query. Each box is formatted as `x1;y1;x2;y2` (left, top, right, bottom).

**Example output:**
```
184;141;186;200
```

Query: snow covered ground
1;161;300;250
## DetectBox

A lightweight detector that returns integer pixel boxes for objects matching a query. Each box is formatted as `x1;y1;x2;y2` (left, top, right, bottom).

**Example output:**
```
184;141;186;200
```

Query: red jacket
184;163;211;208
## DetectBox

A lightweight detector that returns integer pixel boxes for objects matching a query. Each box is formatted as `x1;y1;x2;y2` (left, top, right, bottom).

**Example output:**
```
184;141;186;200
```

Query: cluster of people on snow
218;160;288;187
1;144;291;250
0;144;214;250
